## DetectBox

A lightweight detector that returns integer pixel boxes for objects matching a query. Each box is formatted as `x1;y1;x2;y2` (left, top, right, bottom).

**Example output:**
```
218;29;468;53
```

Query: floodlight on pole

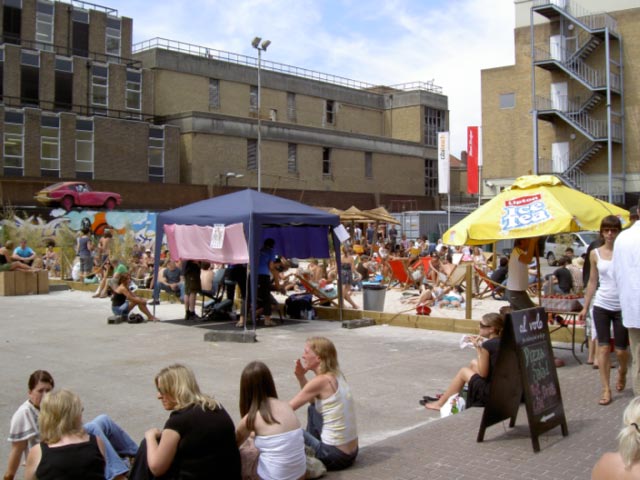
251;37;271;192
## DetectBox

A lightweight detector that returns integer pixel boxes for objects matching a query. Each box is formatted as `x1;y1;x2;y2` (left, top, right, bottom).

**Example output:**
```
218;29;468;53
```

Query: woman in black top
424;312;505;410
129;364;241;480
24;390;105;480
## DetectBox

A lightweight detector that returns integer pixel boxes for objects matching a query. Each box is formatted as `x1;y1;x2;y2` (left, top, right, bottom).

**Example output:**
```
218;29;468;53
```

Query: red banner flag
467;126;479;194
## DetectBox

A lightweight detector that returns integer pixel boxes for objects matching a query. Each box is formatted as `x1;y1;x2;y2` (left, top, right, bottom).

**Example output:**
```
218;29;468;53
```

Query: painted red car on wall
35;182;122;211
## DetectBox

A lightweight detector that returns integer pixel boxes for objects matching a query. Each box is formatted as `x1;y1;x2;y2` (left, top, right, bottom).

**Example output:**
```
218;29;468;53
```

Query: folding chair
442;264;468;290
295;274;339;307
387;258;413;289
200;267;227;316
473;265;505;300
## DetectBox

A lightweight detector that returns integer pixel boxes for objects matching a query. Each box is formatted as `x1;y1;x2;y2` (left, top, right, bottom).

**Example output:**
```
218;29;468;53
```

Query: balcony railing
534;45;620;91
133;37;444;94
532;0;618;34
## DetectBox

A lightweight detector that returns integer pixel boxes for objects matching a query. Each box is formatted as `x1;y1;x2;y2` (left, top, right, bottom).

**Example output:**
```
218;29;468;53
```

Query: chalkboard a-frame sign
477;307;568;452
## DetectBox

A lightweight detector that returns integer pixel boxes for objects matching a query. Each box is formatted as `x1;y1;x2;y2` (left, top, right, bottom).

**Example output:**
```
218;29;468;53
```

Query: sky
106;0;516;156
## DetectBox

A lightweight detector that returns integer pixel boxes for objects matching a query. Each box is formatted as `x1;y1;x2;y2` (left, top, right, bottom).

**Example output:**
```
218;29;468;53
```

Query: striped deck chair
295;275;339;307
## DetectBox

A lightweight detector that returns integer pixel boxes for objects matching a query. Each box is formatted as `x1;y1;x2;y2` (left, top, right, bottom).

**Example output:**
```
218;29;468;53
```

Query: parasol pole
447;193;451;229
535;239;542;307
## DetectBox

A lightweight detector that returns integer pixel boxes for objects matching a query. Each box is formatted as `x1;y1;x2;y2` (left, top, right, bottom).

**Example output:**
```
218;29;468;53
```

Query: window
247;139;257;170
424;158;438;196
105;16;121;58
424;107;446;147
249;86;258;113
322;147;331;176
500;93;515;109
3;0;22;45
287;92;296;122
36;1;54;51
126;69;141;117
288;143;297;173
54;57;73;110
72;9;89;57
148;127;164;183
364;152;373;179
91;64;108;114
4;110;24;176
209;79;220;108
21;51;40;106
41;115;60;177
325;100;335;125
75;118;94;179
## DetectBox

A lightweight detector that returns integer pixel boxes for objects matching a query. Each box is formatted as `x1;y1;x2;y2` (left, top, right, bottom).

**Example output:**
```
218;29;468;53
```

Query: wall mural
4;209;158;248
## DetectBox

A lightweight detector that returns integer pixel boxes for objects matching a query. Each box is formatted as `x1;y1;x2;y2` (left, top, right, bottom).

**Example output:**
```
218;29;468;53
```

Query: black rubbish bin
362;282;386;312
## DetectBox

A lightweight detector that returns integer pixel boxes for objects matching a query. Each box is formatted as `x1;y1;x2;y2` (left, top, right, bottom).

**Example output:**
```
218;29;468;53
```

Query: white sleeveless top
254;428;306;480
315;375;358;446
594;248;620;311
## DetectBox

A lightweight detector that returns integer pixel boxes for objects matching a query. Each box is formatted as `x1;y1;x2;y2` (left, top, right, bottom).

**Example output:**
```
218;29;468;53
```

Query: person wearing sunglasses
579;215;628;406
424;312;504;411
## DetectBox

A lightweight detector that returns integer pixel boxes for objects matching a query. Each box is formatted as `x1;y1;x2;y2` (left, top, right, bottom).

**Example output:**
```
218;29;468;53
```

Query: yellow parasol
443;175;630;246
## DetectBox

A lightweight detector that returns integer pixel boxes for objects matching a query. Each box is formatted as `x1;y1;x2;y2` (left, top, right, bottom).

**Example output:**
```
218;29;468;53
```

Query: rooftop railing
57;0;117;15
532;0;618;35
133;37;443;95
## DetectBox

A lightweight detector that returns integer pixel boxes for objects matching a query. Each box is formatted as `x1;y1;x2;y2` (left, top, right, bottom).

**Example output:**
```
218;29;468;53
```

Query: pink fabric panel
163;223;249;264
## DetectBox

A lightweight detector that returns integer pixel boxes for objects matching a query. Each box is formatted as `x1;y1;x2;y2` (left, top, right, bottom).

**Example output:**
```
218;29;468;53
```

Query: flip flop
422;394;442;402
616;370;627;392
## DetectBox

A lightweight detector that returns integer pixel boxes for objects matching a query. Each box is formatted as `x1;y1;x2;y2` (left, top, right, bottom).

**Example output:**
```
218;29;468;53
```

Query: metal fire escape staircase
531;0;625;203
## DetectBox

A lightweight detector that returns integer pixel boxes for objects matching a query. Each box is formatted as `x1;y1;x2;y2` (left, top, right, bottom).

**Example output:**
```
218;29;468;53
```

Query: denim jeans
303;405;357;471
85;414;139;480
111;301;130;316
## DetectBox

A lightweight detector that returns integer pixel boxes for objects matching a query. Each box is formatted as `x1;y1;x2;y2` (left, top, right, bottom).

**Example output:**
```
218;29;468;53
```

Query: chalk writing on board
524;341;557;415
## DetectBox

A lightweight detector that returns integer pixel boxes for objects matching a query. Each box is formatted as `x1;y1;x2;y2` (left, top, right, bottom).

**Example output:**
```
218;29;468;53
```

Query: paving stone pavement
0;290;630;479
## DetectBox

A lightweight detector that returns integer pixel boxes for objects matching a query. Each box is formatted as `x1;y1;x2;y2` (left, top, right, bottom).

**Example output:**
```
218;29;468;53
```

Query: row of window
213;78;446;148
2;110;165;182
0;49;141;116
245;140;374;179
210;80;334;126
4;0;122;58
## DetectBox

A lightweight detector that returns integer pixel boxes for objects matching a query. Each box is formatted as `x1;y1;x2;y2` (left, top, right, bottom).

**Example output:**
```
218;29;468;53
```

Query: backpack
285;294;313;319
128;313;145;324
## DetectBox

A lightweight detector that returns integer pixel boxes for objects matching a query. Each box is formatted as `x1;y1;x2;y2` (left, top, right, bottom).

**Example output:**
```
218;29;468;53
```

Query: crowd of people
4;336;356;480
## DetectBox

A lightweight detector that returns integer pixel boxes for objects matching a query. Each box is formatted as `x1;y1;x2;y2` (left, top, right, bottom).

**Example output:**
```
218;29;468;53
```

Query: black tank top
111;291;127;307
0;252;7;265
36;434;105;480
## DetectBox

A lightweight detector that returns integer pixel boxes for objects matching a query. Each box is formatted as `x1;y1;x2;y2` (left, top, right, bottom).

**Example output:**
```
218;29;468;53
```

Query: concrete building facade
481;0;640;207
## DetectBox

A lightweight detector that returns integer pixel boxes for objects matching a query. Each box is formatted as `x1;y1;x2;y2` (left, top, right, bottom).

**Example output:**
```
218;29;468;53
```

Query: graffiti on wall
3;209;159;248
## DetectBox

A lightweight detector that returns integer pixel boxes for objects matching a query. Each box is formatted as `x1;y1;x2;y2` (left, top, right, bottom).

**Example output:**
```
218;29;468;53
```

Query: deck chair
442;264;468;290
387;258;413;289
473;265;505;300
410;256;432;279
295;274;339;307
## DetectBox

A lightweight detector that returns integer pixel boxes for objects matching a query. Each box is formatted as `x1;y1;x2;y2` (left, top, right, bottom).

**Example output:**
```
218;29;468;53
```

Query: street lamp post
251;37;270;192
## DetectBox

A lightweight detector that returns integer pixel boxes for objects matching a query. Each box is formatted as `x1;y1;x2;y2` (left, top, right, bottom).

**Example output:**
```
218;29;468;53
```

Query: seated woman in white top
289;336;358;471
236;361;305;480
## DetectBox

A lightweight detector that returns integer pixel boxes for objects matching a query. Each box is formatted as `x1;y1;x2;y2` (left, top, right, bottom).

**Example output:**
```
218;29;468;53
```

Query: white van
543;231;599;265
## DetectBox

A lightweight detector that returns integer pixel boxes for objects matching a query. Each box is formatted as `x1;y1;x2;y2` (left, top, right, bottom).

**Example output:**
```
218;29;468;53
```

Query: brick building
480;0;639;207
1;0;449;211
